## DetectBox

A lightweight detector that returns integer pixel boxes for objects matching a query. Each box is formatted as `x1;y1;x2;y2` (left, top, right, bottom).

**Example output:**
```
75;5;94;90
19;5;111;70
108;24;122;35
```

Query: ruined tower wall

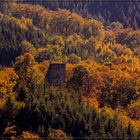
46;64;66;87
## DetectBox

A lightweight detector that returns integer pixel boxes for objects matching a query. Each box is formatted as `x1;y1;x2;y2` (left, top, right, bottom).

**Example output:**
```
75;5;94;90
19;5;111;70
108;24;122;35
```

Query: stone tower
46;63;66;87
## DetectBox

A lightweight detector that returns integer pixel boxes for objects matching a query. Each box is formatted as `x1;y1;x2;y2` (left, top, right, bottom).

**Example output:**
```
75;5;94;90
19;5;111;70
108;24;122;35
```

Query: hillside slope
22;0;140;29
0;2;140;66
0;2;140;139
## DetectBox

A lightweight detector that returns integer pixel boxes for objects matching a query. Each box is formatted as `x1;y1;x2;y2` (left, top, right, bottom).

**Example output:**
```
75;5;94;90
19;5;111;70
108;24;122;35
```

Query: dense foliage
0;1;140;139
22;0;140;29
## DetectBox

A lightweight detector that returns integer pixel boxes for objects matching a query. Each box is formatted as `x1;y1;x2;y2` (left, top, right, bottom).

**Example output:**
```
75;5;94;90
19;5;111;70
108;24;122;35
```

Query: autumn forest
0;1;140;139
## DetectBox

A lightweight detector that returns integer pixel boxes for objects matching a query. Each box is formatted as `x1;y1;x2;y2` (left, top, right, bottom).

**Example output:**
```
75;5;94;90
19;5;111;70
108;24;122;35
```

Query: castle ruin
46;63;66;87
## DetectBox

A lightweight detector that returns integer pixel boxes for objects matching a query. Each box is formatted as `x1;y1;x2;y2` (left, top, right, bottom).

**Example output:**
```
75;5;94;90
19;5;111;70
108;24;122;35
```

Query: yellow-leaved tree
0;68;18;108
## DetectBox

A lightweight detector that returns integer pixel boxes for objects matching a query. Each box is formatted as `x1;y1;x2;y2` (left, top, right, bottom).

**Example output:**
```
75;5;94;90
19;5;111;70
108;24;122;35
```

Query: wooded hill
0;2;140;66
0;2;140;139
22;0;140;29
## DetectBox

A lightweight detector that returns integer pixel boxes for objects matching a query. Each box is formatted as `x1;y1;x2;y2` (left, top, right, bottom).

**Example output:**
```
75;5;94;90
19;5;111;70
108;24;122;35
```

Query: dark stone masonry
46;63;66;87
